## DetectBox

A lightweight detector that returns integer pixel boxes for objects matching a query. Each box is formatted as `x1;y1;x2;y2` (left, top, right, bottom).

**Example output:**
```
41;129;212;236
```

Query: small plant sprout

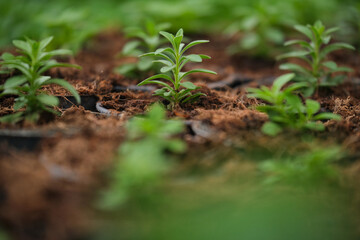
277;21;355;96
138;28;217;109
247;73;341;136
100;103;186;208
115;20;171;78
0;36;81;124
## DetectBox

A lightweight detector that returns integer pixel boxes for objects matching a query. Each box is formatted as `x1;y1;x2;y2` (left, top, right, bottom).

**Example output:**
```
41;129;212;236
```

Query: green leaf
47;49;73;57
115;63;137;75
276;51;309;60
14;100;26;110
46;79;80;104
305;99;320;116
294;25;313;40
0;88;20;97
279;63;311;76
1;52;15;61
180;81;198;90
122;41;141;56
284;40;311;49
181;40;209;54
272;73;295;93
322;61;337;70
166;139;186;153
182;92;206;104
138;57;153;71
4;76;27;89
179;69;217;81
37;94;59;107
159;31;175;48
185;54;203;62
314;113;341;121
140;74;174;85
13;40;31;54
199;54;211;60
286;94;303;111
304;122;325;131
39;36;53;50
176;28;184;38
261;122;283;136
284;82;308;93
34;76;51;86
38;61;81;74
241;33;260;50
0;112;24;124
138;79;173;90
324;27;339;35
160;65;176;73
153;60;172;67
320;43;355;60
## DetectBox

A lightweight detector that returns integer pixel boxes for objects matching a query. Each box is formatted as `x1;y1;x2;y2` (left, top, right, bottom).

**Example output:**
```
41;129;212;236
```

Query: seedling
0;36;81;123
225;1;294;57
260;146;343;185
100;104;186;208
277;21;355;96
138;29;216;109
115;20;171;78
39;9;98;52
247;73;341;136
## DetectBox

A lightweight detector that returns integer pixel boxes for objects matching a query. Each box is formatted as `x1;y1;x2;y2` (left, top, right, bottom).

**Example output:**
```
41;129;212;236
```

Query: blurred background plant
115;19;171;78
259;146;344;185
99;103;186;209
224;0;295;57
1;0;360;57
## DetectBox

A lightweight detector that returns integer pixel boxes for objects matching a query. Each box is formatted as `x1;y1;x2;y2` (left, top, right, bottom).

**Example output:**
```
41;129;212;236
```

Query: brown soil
1;30;360;240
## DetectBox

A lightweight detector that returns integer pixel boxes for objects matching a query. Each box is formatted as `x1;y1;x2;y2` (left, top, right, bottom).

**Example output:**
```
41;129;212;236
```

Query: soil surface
1;30;360;240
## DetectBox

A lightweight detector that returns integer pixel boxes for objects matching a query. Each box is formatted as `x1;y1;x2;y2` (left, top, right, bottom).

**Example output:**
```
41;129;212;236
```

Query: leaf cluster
0;36;80;123
247;73;341;136
138;29;216;109
99;104;186;209
278;21;355;96
115;20;171;78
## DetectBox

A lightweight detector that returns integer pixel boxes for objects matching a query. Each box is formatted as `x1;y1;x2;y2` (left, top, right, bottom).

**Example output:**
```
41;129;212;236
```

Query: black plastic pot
58;95;99;112
0;128;80;152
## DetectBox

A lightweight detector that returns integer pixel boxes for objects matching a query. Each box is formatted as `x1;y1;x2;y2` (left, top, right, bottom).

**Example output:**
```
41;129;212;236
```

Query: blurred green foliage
1;0;360;54
0;229;8;240
115;19;171;78
260;146;344;185
99;103;186;209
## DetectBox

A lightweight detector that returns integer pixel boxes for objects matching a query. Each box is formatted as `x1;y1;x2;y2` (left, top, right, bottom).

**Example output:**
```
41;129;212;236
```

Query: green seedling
100;103;186;209
247;73;341;136
0;36;80;124
38;9;99;53
138;28;216;109
277;21;355;96
115;20;171;78
225;1;294;57
260;146;343;185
